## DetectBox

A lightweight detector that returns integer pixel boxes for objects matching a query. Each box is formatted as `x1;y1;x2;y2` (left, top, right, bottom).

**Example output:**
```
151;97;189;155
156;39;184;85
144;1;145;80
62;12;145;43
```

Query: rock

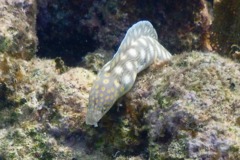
211;0;240;59
0;0;38;60
125;51;240;159
0;54;107;159
44;67;95;130
0;51;239;159
74;51;240;159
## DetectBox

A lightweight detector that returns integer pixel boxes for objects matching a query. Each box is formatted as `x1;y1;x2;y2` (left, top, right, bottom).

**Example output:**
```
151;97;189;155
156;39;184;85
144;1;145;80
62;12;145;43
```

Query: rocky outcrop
0;54;100;159
1;50;239;159
124;52;240;159
85;51;240;159
0;0;38;60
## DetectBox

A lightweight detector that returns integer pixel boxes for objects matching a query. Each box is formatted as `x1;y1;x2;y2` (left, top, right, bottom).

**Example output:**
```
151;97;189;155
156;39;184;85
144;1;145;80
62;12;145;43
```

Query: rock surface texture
0;0;38;60
1;52;239;159
125;52;240;159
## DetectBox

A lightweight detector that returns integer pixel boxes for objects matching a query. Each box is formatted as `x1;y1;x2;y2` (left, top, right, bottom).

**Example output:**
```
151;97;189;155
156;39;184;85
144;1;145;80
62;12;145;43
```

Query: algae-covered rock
0;54;111;159
0;51;240;159
44;67;95;131
76;51;240;159
0;0;38;60
124;52;240;159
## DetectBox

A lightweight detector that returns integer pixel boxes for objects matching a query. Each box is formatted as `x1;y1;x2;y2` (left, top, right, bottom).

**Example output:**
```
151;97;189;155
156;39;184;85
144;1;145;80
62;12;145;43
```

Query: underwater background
0;0;240;159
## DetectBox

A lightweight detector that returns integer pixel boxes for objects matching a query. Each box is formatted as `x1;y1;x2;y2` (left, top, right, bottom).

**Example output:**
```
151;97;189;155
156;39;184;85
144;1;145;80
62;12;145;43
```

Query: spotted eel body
86;21;172;126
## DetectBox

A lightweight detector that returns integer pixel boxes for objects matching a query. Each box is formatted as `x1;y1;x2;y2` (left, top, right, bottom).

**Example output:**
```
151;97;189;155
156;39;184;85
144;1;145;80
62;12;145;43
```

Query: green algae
0;37;12;53
27;128;56;159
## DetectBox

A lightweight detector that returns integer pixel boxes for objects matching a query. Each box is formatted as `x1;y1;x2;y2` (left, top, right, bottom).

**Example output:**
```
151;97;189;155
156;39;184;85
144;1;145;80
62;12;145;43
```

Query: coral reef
0;0;38;60
211;0;240;58
0;50;240;159
1;0;240;159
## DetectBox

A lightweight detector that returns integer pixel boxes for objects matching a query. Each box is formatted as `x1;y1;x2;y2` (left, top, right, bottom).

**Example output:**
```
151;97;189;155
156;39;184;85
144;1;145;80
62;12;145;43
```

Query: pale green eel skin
86;21;172;126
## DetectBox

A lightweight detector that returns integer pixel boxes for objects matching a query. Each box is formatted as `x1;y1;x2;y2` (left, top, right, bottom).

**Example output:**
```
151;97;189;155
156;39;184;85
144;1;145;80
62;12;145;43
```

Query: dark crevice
36;0;98;66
